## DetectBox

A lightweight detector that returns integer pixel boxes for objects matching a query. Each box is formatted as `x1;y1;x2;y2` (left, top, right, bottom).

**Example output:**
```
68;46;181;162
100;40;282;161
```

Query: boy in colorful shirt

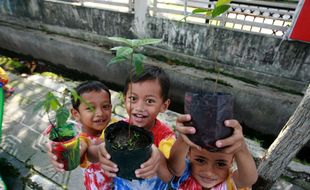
48;81;113;190
0;67;14;98
168;115;258;190
88;65;176;189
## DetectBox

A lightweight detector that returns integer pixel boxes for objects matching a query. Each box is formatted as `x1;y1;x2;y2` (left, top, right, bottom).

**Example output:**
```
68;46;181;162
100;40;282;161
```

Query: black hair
72;81;111;110
123;65;170;101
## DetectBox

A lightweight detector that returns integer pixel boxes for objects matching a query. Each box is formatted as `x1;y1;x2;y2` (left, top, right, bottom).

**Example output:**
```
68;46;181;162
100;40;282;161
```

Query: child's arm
87;142;118;177
168;114;198;176
219;120;258;187
168;137;188;177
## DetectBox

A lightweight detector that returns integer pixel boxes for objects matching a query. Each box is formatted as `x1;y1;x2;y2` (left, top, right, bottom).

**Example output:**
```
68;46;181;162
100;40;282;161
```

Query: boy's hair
72;81;111;110
123;65;170;101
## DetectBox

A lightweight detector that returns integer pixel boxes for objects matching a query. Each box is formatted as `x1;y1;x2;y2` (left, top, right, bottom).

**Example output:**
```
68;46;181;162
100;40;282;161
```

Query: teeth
134;114;145;118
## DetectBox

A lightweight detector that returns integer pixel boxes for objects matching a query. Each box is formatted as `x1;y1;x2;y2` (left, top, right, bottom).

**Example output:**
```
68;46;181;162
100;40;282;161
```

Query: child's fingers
100;159;118;177
98;143;111;159
98;143;118;177
135;161;158;179
45;141;52;151
216;120;244;153
176;114;191;125
136;145;159;178
176;125;196;135
136;165;158;179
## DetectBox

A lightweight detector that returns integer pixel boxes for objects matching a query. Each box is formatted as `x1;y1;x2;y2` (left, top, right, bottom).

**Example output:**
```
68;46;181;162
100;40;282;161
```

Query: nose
202;164;214;177
134;100;145;111
95;107;104;116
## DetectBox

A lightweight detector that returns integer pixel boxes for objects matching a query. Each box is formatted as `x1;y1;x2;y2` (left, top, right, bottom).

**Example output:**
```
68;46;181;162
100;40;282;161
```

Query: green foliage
108;37;162;74
33;88;82;139
49;123;77;140
181;0;231;21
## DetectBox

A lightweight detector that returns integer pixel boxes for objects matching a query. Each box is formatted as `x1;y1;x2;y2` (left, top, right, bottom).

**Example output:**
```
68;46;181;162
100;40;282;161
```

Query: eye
145;98;155;104
128;96;137;102
194;158;206;165
86;105;95;111
215;161;228;168
102;104;111;110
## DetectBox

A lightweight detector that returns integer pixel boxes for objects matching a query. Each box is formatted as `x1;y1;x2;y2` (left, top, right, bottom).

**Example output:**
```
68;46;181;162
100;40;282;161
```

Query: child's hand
176;114;201;150
215;119;245;154
135;144;160;179
98;143;118;177
45;142;65;172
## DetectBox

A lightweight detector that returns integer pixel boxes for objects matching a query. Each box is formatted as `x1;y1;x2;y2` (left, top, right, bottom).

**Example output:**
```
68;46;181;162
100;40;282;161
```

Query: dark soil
109;126;150;150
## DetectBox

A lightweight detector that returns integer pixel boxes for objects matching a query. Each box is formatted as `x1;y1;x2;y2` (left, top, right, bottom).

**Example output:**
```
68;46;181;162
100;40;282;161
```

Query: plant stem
128;47;134;138
47;113;63;142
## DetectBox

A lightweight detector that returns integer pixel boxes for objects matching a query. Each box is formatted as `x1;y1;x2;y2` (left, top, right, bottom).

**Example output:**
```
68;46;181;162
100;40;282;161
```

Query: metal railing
62;0;297;36
149;0;297;36
76;0;133;13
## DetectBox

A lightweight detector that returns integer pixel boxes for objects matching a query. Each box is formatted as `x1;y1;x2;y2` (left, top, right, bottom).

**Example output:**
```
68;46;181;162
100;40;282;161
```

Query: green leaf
130;38;162;47
70;89;79;103
116;47;133;57
50;123;76;140
216;0;231;7
108;37;132;46
212;4;230;18
80;96;95;112
133;53;145;75
108;56;127;65
56;106;70;127
192;8;208;14
205;9;213;17
43;92;60;113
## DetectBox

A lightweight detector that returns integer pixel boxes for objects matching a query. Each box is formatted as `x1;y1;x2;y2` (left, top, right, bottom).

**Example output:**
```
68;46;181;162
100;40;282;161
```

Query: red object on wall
288;0;310;43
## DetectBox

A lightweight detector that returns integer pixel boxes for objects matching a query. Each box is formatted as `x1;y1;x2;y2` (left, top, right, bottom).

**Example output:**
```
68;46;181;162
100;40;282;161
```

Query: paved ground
0;72;308;190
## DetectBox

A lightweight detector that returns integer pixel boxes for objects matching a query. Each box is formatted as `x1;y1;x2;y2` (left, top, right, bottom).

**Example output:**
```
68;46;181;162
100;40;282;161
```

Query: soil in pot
184;92;234;152
105;121;153;180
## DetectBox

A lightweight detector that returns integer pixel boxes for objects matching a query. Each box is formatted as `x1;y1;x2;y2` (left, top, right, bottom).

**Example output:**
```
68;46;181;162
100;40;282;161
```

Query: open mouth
132;113;147;123
93;119;107;124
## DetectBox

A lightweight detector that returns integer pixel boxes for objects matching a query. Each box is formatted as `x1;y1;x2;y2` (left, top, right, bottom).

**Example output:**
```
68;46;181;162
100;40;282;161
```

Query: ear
160;98;170;113
71;108;80;122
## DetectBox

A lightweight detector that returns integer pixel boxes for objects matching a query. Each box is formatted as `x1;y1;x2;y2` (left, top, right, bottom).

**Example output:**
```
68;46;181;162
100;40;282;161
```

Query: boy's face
125;79;170;130
72;90;112;136
189;148;233;189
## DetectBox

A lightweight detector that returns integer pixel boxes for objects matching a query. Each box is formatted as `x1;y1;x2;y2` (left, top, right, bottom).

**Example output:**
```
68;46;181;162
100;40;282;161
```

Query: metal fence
78;0;134;13
73;0;297;36
149;0;296;36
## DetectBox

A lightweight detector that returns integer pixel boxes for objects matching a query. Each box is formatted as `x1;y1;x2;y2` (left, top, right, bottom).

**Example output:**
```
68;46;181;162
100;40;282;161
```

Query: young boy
0;66;14;98
168;114;258;190
87;65;176;189
48;81;113;190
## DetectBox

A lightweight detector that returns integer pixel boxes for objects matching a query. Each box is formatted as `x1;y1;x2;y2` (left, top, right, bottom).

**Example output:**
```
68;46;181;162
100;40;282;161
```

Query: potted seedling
182;0;234;151
104;37;161;179
33;89;81;171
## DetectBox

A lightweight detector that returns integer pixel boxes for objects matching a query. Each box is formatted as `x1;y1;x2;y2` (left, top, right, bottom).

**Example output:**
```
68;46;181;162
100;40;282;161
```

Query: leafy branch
108;37;162;75
180;0;231;22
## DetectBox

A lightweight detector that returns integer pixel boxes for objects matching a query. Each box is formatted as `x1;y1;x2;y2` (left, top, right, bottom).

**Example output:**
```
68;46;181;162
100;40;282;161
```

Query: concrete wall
0;0;309;137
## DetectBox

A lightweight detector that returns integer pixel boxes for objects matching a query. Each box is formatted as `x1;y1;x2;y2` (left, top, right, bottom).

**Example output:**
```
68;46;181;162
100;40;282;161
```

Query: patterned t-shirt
80;132;112;190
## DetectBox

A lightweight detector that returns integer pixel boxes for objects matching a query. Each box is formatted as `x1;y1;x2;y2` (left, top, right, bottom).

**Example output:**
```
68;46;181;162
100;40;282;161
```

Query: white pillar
133;0;150;38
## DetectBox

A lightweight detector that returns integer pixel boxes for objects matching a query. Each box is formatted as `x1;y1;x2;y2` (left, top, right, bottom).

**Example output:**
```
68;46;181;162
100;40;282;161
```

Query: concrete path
0;72;308;190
